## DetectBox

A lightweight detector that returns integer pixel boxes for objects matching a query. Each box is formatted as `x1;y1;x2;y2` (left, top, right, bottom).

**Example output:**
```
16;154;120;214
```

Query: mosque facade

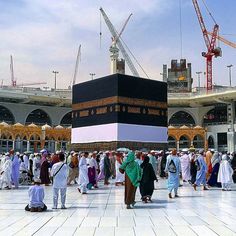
0;84;235;153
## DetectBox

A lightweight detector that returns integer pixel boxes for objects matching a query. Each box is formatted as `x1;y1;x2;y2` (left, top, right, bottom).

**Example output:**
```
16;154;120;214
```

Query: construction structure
100;8;133;76
192;0;222;91
8;55;47;88
71;45;81;87
163;59;193;93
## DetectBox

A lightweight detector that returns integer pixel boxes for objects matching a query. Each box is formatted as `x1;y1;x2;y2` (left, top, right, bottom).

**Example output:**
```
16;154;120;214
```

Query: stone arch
60;112;72;127
25;109;52;126
179;135;190;149
208;135;215;149
0;133;13;152
0;134;7;139
30;134;41;141
193;135;204;149
168;136;177;149
203;105;227;125
0;105;15;124
169;111;196;126
1;132;13;140
14;133;23;140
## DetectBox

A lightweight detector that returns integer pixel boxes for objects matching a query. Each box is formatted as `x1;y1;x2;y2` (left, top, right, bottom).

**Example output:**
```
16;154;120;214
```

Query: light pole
52;71;59;91
227;65;233;87
196;71;202;92
89;73;96;80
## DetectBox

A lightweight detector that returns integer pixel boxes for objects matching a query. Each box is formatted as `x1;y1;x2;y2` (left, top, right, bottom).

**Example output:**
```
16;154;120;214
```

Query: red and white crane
192;0;222;91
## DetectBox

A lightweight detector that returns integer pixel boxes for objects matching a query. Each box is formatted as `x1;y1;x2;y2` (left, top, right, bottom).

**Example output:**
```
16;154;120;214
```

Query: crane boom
10;55;16;87
114;13;133;43
207;31;236;49
100;7;139;77
72;44;81;86
192;0;211;49
192;0;220;91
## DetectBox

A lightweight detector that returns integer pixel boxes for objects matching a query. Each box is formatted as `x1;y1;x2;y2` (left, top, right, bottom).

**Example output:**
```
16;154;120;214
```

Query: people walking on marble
78;152;89;194
139;154;157;203
103;151;112;185
119;151;142;209
67;152;79;185
115;152;125;186
0;152;12;190
11;150;20;189
40;150;51;186
51;152;67;209
193;149;209;191
218;154;234;191
165;148;181;198
179;148;191;183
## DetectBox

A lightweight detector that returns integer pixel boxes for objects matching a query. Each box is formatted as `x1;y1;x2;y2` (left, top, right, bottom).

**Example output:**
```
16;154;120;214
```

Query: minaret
109;40;125;74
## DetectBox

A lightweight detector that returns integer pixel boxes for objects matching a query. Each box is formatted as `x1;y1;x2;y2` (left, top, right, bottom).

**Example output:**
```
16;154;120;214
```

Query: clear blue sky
0;0;235;88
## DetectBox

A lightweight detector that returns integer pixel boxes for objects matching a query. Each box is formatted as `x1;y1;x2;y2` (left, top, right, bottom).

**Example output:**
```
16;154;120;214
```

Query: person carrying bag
50;153;67;209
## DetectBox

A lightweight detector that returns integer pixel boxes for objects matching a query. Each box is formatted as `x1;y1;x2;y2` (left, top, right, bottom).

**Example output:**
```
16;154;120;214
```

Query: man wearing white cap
25;178;47;212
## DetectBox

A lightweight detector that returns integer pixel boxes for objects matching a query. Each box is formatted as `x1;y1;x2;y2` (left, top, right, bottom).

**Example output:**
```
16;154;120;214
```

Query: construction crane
100;7;140;77
109;13;132;74
192;0;222;91
10;55;16;87
9;55;47;87
112;14;132;46
72;44;81;86
207;31;236;49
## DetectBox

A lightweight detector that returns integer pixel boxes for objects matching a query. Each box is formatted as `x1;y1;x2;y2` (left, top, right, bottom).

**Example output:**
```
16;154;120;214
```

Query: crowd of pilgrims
0;148;236;211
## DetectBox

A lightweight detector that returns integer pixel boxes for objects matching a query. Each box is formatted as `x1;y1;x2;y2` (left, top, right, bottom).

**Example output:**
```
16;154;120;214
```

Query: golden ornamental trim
72;96;167;110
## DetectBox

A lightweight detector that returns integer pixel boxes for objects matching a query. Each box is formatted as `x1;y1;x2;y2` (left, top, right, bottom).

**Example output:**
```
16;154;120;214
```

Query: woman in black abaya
139;155;157;203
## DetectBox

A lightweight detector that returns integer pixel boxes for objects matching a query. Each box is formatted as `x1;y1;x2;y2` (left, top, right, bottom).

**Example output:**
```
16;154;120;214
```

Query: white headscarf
222;154;228;161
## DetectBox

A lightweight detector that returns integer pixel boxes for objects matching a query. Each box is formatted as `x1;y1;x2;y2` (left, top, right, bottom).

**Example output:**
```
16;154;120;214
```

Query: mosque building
0;60;235;153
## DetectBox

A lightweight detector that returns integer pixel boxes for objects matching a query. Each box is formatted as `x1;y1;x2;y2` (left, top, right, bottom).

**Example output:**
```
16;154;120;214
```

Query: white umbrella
117;148;130;152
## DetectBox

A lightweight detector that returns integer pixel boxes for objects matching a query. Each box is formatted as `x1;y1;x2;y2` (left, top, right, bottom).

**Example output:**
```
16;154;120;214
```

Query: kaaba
71;73;168;151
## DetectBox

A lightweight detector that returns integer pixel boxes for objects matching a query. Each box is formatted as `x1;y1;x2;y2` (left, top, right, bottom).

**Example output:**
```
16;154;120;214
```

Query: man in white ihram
0;153;12;190
51;152;67;209
78;152;89;194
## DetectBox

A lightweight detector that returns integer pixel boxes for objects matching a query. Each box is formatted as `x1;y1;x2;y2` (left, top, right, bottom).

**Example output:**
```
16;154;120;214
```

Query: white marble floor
0;180;236;236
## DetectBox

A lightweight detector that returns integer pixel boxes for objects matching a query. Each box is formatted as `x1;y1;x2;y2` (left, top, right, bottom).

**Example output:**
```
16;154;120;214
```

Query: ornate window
169;111;195;126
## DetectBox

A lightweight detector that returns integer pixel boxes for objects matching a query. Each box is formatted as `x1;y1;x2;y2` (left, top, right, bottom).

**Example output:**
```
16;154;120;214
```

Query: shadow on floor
134;204;167;209
176;195;204;198
68;206;98;209
86;192;108;195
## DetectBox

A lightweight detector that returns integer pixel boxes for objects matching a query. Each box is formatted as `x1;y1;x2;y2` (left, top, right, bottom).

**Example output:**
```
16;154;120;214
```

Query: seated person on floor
25;178;47;212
